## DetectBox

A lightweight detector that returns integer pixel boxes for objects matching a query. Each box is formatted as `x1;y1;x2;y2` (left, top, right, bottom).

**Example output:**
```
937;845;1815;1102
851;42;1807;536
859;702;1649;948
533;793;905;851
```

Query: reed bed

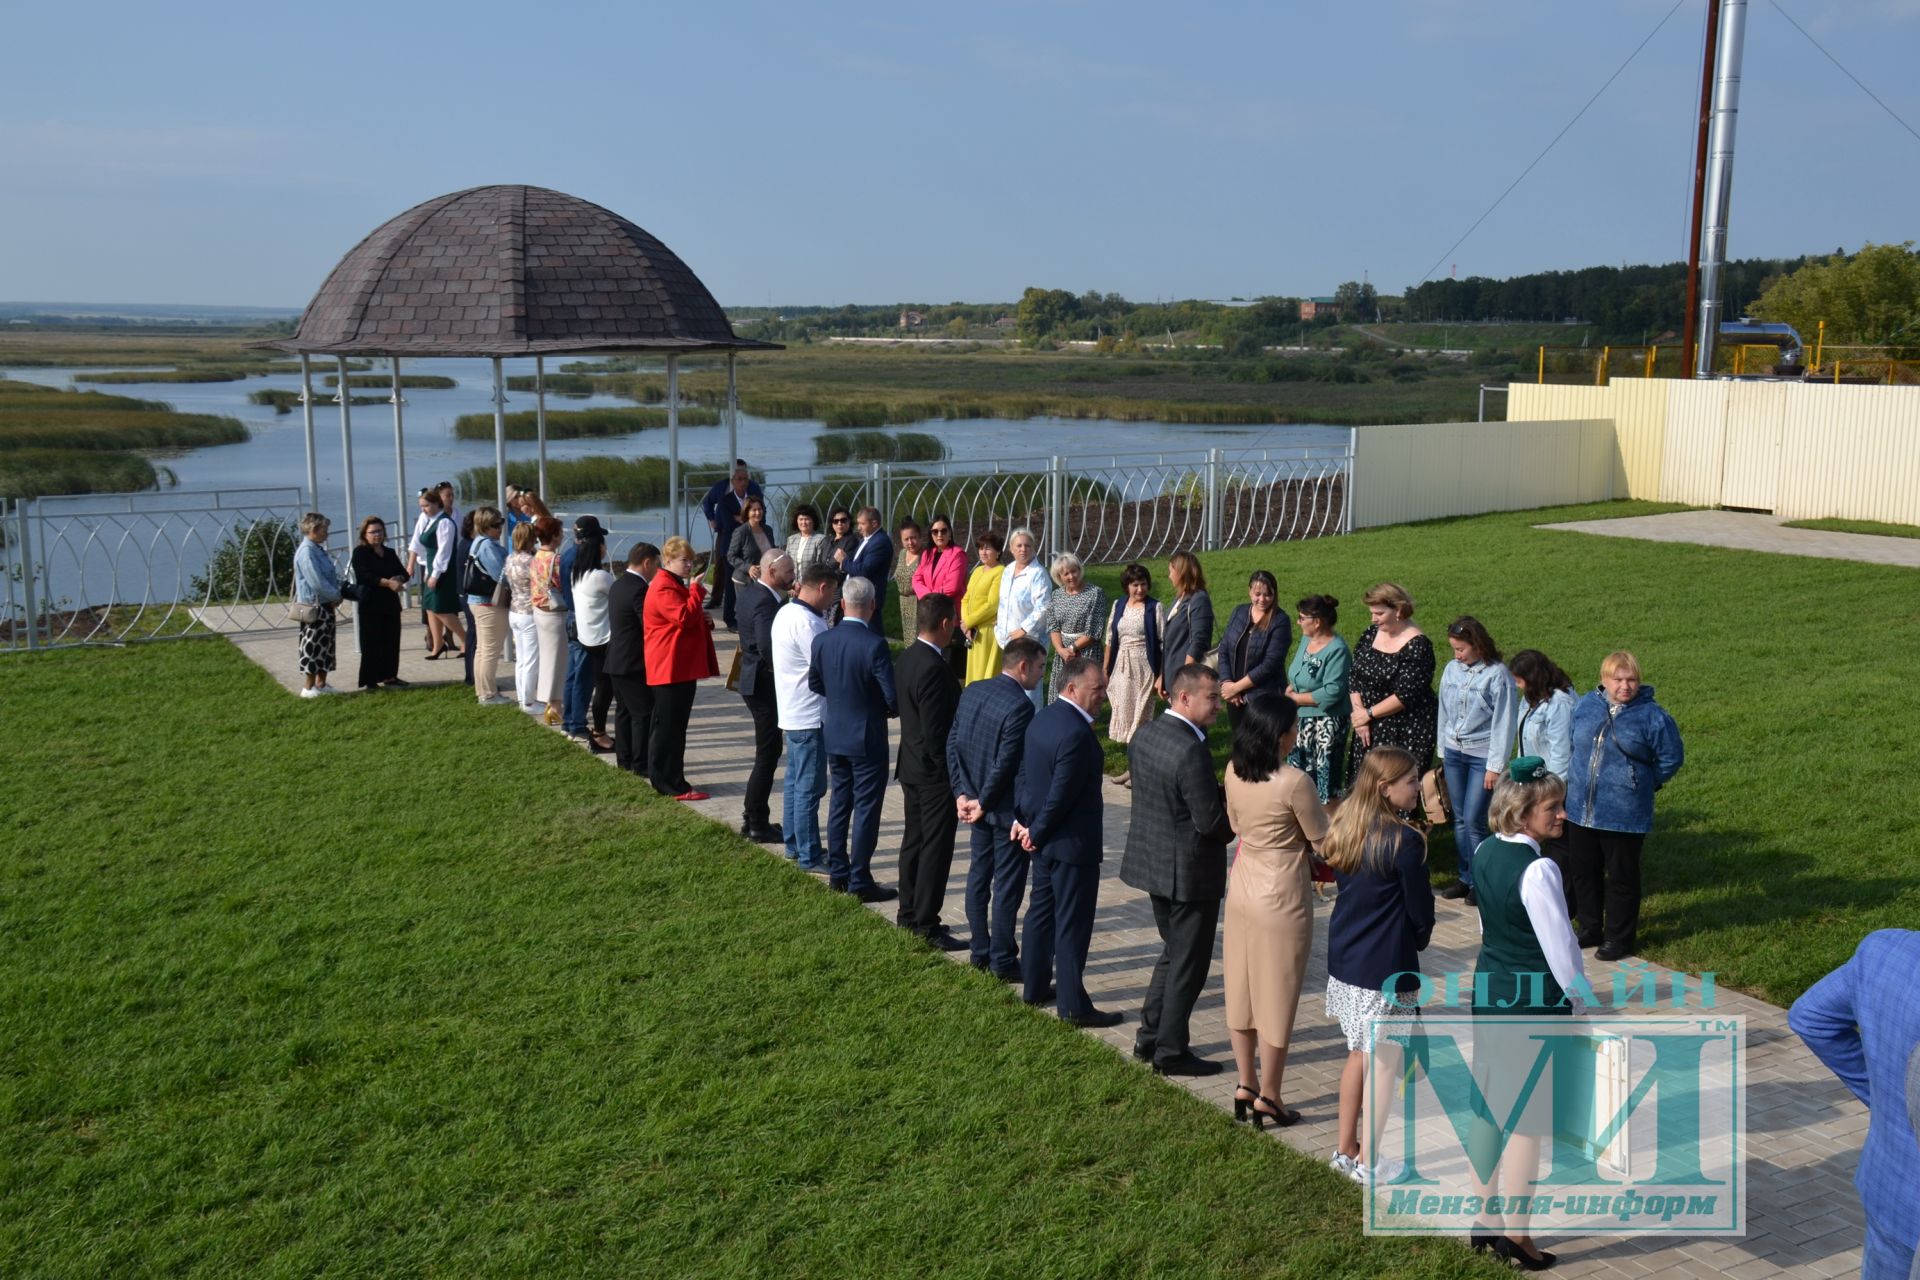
248;389;389;413
451;406;720;441
73;369;252;384
457;455;728;507
323;374;458;390
812;431;947;464
0;447;158;498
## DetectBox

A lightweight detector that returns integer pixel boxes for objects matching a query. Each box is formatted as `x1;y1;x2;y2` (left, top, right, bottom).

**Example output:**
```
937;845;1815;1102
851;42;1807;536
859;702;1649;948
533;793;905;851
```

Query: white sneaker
1367;1157;1407;1185
1329;1152;1363;1181
299;687;320;699
479;694;514;706
315;685;343;695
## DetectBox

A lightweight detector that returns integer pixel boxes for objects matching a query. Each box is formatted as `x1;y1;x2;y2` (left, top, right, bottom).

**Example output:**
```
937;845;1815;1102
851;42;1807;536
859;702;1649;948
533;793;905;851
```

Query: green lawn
1090;500;1920;1007
1781;516;1920;540
0;641;1490;1277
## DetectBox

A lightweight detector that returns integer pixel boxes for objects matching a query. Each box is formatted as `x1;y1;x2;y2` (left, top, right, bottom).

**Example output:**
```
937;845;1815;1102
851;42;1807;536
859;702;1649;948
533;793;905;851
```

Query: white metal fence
2;446;1350;654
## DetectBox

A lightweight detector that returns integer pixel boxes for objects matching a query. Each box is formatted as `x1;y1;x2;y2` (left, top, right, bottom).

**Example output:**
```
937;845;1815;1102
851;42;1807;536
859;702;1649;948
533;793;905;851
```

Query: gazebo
261;183;778;535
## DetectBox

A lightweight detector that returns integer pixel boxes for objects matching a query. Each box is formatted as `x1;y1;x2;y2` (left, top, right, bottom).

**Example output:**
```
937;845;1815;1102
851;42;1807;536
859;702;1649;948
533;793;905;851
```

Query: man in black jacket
736;549;792;843
603;542;658;775
895;594;964;950
1119;662;1234;1075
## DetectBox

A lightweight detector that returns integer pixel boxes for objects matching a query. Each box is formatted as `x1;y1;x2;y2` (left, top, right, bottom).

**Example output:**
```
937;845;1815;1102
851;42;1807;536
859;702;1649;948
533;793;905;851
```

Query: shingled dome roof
266;184;776;358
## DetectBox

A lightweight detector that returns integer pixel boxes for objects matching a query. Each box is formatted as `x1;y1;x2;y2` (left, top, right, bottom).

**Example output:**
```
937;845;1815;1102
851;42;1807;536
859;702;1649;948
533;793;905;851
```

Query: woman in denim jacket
1564;650;1684;961
292;512;344;698
1509;648;1578;909
1436;616;1517;904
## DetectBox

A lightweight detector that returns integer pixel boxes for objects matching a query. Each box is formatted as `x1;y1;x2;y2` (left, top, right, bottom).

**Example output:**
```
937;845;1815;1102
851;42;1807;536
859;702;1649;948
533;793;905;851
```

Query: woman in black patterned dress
1347;581;1437;787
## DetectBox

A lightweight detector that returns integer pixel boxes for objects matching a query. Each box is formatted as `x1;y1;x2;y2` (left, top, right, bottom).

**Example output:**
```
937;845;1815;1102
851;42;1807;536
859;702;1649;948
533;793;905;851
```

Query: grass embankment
248;390;388;413
1083;499;1917;1005
1782;517;1920;540
451;406;721;442
813;430;946;464
0;643;1488;1278
457;456;732;507
73;369;252;384
0;379;249;498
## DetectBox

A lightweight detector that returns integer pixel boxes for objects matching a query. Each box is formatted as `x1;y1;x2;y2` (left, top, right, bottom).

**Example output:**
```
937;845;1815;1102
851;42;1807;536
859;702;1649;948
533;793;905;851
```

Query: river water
7;357;1345;518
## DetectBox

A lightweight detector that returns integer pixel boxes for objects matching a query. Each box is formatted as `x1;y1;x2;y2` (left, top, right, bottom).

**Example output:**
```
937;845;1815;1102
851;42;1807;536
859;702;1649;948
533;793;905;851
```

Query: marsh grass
248;390;387;413
322;374;458;390
0;447;157;498
0;379;248;498
813;430;947;464
450;406;720;442
456;455;730;507
73;369;252;384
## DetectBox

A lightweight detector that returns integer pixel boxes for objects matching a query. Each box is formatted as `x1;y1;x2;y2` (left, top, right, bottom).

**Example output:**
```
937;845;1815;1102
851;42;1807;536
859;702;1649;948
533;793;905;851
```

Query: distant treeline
1399;256;1815;333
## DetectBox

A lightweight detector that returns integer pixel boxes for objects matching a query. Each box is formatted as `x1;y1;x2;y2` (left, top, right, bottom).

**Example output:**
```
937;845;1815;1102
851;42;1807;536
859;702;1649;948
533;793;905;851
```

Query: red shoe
672;790;711;802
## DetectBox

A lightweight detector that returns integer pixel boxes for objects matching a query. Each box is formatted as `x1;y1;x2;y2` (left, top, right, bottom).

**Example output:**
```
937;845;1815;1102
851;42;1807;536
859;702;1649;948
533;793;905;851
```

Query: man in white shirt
772;562;840;870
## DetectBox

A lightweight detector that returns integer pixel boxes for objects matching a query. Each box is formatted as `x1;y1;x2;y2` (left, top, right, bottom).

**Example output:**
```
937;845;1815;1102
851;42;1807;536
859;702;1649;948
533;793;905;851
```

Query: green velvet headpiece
1508;755;1549;782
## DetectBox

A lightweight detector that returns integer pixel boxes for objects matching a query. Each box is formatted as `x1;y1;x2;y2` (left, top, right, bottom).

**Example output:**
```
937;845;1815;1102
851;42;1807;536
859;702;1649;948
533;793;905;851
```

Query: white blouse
994;560;1052;647
572;569;616;646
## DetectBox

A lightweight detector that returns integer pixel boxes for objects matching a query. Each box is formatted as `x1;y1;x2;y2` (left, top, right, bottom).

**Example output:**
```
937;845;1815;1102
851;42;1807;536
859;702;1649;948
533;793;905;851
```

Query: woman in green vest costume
1468;756;1588;1271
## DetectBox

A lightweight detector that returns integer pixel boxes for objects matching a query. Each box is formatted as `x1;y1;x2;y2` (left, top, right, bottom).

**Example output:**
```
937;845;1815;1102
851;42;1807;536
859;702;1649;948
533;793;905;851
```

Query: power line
1413;0;1687;288
1766;0;1920;150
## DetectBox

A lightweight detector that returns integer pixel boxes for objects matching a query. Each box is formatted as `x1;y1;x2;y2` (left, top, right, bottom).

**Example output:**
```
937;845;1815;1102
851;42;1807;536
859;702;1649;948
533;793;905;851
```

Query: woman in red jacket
643;536;720;801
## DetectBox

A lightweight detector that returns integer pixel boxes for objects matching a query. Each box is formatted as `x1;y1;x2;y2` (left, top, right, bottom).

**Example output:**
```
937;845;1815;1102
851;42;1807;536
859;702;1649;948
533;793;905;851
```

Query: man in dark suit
1013;655;1123;1028
736;548;793;844
948;636;1046;979
603;542;659;776
895;593;965;950
841;505;894;602
807;574;898;902
1120;663;1234;1075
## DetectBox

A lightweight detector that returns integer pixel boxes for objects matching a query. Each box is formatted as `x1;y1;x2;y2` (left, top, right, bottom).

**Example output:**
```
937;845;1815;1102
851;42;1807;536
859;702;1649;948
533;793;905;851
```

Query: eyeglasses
831;516;850;524
930;527;951;536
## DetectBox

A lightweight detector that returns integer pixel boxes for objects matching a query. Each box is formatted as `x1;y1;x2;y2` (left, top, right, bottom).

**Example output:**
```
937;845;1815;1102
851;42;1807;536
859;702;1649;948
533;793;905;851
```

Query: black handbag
464;546;500;601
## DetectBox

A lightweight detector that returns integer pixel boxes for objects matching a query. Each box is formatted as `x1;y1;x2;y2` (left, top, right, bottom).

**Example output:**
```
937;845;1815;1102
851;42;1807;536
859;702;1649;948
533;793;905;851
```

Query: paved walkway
222;612;1870;1279
1539;509;1920;569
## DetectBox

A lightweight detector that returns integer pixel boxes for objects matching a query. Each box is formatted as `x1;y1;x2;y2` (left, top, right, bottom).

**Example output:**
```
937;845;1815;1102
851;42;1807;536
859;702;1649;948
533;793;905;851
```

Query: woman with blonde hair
463;506;511;704
405;487;466;660
292;511;344;698
1320;746;1434;1185
993;528;1050;707
529;516;569;725
643;535;719;800
1041;551;1106;703
1158;550;1214;697
1347;581;1436;792
1466;757;1588;1267
503;521;541;710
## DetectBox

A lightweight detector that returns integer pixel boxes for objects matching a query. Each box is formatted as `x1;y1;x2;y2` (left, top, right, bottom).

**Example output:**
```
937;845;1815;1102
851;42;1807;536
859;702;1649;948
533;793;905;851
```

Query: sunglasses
831;516;850;524
931;527;951;536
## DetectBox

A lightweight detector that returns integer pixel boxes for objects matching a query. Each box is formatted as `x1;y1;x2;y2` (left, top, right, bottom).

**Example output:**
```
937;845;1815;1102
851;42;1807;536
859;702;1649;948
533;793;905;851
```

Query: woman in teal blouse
1284;594;1350;802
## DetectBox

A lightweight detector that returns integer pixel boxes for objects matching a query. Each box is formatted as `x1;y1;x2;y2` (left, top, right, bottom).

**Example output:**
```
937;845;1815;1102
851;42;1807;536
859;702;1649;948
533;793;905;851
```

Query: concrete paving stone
217;614;1875;1279
1537;510;1920;569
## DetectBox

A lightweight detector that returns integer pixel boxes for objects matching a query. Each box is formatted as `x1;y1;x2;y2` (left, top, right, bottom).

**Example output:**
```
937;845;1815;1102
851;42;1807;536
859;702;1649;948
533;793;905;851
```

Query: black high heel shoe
1490;1237;1557;1271
1232;1083;1257;1124
1250;1096;1301;1130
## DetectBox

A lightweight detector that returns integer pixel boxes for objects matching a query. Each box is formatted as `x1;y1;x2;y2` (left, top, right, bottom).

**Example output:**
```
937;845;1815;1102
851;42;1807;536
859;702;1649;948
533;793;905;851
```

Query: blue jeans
826;749;887;893
783;728;827;868
1443;746;1495;889
1862;1218;1915;1280
562;635;591;734
964;821;1030;974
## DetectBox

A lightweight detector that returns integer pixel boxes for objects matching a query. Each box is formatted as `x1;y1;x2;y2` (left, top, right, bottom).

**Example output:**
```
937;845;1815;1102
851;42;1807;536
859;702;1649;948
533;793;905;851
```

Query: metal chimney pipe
1693;0;1748;378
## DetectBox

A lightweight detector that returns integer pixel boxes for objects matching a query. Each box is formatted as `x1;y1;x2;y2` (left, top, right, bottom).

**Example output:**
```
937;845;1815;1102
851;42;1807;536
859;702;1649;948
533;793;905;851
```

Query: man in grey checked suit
948;636;1047;979
1119;663;1235;1076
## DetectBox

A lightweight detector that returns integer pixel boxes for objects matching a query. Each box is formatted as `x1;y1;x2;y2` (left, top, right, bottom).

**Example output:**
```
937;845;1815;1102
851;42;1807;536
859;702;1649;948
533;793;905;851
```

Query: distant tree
1356;282;1379;318
1332;280;1363;314
1015;287;1081;344
947;316;969;339
1751;242;1920;352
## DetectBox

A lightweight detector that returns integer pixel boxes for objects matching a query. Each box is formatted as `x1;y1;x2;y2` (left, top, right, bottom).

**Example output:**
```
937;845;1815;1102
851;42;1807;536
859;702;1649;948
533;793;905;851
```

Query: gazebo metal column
335;356;357;527
389;357;407;528
536;355;549;500
490;358;509;514
299;355;319;511
666;354;681;538
726;352;738;465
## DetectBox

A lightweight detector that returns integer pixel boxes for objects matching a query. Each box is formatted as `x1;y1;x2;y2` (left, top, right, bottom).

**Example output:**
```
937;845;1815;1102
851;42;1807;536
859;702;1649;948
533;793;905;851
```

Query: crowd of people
292;481;1710;1267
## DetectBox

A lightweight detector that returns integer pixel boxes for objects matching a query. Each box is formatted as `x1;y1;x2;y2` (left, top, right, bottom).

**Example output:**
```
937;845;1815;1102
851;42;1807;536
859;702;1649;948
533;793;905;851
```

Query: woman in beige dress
1223;691;1330;1128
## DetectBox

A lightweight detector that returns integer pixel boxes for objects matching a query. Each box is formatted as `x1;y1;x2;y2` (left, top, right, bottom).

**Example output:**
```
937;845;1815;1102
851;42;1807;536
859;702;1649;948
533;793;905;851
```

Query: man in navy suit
1013;655;1123;1028
948;636;1046;979
807;574;899;902
895;593;965;950
841;506;894;604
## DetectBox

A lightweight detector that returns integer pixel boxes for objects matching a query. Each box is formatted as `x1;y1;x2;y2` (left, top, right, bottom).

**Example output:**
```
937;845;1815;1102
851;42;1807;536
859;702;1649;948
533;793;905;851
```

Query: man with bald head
735;547;794;843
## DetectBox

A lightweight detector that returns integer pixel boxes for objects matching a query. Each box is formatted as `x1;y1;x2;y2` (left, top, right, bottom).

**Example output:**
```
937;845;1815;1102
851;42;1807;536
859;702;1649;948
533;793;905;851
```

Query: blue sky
3;0;1916;307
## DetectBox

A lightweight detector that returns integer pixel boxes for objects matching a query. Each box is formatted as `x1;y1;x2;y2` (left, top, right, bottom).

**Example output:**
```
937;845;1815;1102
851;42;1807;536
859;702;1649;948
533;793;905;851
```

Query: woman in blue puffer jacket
1564;650;1684;962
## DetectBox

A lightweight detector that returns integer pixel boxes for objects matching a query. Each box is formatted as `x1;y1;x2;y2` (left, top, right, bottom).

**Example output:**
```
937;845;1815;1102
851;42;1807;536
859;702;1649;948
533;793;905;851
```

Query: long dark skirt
356;591;402;687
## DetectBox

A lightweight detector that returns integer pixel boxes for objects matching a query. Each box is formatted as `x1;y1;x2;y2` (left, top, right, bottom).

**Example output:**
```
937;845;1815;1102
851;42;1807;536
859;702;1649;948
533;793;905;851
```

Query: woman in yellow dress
961;530;1006;685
